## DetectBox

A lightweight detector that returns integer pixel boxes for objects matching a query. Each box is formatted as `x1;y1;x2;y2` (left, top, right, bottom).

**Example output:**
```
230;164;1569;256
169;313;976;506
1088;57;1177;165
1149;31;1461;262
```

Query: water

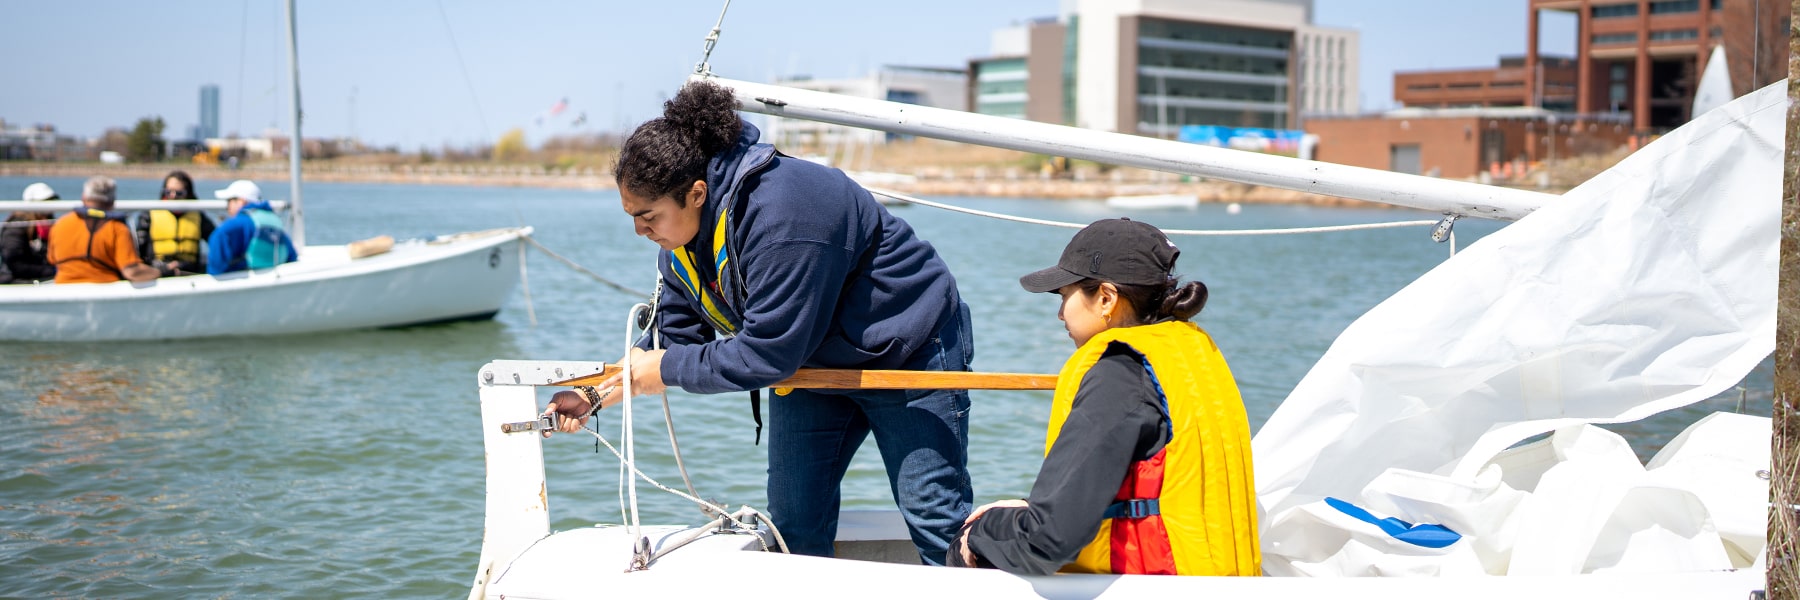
0;175;1771;596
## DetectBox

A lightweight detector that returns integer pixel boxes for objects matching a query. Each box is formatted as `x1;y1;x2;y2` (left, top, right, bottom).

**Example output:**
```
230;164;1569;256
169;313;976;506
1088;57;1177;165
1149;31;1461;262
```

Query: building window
1649;0;1699;14
1611;64;1628;80
1710;0;1721;8
1591;3;1638;18
1649;29;1699;41
1592;32;1638;45
1139;18;1290;51
1610;83;1628;105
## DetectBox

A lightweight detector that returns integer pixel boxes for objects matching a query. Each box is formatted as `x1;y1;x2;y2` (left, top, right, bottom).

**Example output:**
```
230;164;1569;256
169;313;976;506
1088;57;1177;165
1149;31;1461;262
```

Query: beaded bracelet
576;386;609;415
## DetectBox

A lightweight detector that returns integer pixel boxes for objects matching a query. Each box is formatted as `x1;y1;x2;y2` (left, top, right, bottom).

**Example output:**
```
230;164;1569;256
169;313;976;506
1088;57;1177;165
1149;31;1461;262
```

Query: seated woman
950;218;1259;576
2;182;59;283
134;170;218;276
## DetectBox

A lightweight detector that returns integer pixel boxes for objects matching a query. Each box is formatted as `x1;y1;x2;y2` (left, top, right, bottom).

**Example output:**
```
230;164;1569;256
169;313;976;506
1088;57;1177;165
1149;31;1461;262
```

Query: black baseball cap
1019;218;1180;293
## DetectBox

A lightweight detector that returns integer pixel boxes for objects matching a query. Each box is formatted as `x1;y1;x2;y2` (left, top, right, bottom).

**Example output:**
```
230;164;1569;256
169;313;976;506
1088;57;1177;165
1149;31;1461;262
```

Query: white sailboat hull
479;512;1761;599
0;227;529;341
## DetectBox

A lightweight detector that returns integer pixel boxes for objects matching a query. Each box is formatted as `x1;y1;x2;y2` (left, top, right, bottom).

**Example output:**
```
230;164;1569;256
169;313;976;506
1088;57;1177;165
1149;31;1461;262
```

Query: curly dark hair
613;80;743;202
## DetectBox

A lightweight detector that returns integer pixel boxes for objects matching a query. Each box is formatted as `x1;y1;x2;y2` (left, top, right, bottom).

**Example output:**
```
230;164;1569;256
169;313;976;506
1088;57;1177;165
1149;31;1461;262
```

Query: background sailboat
0;0;529;342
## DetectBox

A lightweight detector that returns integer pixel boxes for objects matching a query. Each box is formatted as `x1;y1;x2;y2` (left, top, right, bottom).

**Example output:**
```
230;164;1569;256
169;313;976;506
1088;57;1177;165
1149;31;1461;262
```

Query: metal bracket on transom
479;360;611;387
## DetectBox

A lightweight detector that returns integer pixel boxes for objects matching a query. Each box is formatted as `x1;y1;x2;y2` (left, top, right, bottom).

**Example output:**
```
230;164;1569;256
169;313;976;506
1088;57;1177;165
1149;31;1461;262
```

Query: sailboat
1692;44;1733;120
0;0;529;342
465;73;1781;598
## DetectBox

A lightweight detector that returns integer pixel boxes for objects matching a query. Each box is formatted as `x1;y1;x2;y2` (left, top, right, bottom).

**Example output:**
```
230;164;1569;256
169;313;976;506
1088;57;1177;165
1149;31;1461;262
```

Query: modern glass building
199;84;220;140
968;1;1358;136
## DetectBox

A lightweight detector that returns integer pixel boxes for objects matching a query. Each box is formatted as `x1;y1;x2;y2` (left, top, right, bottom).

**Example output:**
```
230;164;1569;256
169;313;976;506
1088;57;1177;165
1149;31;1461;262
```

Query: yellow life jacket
149;209;204;264
668;201;741;336
1045;320;1260;576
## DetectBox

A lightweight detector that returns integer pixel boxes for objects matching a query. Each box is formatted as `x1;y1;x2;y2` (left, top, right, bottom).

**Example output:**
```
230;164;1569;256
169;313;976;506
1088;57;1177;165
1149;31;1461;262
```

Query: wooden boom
552;365;1056;390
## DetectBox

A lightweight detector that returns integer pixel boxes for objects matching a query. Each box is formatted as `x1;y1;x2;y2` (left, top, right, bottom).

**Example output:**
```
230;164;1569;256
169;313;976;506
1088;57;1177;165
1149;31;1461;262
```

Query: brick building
1395;56;1578;110
1308;109;1633;178
1525;0;1790;131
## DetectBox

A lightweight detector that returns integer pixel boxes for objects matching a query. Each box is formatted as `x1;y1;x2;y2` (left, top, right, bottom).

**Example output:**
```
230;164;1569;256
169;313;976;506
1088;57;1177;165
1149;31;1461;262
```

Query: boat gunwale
0;226;531;305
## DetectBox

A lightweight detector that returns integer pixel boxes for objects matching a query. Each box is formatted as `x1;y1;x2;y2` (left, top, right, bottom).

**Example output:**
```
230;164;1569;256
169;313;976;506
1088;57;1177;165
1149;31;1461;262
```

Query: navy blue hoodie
642;121;961;394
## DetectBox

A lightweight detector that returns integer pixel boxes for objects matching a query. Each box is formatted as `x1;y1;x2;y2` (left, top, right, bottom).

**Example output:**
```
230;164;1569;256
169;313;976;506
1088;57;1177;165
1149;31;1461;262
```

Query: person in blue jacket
206;180;297;275
546;80;975;565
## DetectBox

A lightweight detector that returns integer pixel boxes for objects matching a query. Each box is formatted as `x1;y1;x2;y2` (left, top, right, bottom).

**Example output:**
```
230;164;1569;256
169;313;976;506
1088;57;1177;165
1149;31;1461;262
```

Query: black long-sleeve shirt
0;214;55;283
132;210;218;275
964;344;1171;575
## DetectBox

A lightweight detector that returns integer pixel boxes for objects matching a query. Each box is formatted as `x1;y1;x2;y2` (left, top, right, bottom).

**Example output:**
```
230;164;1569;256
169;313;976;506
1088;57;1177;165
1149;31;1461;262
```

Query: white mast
706;76;1557;221
283;0;306;247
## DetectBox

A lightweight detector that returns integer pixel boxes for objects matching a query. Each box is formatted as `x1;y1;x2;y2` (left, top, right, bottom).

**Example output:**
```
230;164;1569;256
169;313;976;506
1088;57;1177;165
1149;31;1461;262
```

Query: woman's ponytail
613;80;743;201
1158;280;1209;321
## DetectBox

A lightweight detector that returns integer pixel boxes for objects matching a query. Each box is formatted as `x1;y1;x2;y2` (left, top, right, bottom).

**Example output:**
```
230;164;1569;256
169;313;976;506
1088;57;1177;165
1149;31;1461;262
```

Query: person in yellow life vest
950;218;1259;576
132;170;218;276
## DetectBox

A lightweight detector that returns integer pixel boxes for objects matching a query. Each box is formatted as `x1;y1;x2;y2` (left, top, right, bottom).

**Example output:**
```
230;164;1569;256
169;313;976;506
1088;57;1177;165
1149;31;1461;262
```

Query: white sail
1691;45;1734;120
1253;80;1784;516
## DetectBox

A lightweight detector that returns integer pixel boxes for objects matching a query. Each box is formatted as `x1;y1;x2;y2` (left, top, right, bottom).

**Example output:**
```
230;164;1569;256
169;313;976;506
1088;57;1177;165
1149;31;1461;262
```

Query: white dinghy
0;214;529;342
0;0;529;342
467;71;1781;599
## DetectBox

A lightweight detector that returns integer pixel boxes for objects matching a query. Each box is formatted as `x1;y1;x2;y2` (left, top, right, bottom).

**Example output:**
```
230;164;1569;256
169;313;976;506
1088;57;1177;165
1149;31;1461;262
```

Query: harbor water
0;175;1770;596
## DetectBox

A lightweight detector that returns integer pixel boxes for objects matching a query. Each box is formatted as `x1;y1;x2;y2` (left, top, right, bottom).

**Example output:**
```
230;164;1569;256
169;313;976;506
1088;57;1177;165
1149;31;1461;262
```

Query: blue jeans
766;302;974;565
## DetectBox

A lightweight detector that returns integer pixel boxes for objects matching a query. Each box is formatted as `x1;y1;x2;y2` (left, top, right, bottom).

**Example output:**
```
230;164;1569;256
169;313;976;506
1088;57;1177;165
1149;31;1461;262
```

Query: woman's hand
955;531;978;568
965;499;1029;525
541;390;597;436
597;347;668;398
541;348;657;437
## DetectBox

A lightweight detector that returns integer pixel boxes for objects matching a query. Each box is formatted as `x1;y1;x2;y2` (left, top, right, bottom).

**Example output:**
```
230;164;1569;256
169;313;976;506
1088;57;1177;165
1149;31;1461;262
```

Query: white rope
579;428;793;559
862;186;1440;236
622;304;645;556
583;426;740;526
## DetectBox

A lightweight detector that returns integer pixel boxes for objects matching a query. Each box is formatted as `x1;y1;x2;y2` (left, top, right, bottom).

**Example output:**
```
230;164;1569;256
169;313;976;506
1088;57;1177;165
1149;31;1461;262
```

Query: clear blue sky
1;1;1573;149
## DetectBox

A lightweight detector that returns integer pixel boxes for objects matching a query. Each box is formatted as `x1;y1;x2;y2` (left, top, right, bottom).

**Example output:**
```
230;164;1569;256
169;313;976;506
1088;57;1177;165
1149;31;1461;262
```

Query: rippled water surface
0;175;1770;596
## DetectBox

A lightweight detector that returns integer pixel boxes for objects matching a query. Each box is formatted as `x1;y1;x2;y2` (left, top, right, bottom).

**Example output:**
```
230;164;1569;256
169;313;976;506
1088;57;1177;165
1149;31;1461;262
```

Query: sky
1;1;1574;150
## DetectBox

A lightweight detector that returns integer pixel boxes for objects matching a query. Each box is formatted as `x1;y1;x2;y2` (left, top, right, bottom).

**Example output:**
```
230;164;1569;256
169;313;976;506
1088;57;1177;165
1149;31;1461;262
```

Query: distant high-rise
198;85;220;140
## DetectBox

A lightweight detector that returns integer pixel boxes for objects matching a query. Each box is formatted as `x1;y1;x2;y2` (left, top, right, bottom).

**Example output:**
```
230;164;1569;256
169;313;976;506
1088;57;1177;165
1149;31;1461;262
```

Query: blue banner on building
1178;125;1305;157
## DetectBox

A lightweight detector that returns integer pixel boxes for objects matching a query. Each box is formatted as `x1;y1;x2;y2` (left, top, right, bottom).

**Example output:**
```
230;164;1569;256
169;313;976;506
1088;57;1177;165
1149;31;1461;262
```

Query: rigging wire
862;186;1441;236
235;1;248;137
519;234;649;298
693;0;734;76
435;0;492;143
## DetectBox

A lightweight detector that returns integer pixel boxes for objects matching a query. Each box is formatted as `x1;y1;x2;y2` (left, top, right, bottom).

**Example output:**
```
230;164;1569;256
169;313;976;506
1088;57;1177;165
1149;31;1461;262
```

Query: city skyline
1;1;1572;149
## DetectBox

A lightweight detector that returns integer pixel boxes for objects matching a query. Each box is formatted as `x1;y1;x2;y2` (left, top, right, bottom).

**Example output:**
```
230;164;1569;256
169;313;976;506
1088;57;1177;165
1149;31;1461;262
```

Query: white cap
213;180;261;202
22;182;57;202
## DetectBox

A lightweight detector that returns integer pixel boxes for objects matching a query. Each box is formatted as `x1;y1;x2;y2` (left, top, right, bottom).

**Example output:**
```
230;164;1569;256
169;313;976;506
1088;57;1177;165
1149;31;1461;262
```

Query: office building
1526;0;1789;131
1396;56;1578;110
966;0;1358;136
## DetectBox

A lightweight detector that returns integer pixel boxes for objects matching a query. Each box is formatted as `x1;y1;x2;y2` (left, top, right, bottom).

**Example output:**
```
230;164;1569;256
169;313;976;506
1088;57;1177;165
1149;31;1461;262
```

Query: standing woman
134;171;219;276
547;81;975;565
950;218;1259;576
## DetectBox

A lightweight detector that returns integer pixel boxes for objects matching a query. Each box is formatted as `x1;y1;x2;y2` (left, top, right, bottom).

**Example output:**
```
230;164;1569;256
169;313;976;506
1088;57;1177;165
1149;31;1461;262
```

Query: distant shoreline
0;161;1531;207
